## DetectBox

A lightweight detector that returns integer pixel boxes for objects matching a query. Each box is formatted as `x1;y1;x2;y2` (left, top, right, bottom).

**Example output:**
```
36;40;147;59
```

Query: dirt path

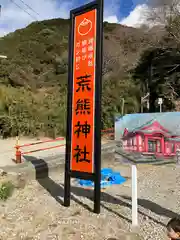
0;137;65;167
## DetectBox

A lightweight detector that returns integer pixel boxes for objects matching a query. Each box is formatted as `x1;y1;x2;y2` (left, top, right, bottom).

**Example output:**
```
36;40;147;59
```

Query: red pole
15;136;21;164
15;145;21;163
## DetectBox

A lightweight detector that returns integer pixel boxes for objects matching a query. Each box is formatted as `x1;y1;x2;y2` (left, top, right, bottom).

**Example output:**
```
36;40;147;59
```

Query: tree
132;46;180;112
101;72;140;129
147;0;180;45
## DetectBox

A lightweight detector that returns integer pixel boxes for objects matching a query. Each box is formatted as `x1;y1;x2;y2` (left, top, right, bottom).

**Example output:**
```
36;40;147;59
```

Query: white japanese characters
75;37;94;70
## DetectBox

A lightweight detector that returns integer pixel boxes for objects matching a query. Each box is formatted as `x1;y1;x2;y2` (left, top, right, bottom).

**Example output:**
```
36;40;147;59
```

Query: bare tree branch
146;0;180;44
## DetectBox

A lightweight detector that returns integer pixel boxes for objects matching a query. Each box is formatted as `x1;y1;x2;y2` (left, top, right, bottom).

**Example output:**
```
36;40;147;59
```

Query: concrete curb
115;148;176;166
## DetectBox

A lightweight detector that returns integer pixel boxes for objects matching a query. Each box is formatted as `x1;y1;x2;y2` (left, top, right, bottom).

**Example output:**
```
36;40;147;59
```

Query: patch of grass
0;181;14;201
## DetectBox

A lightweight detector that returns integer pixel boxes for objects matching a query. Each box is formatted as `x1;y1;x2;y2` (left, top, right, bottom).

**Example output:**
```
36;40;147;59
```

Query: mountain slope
0;18;163;89
0;18;164;137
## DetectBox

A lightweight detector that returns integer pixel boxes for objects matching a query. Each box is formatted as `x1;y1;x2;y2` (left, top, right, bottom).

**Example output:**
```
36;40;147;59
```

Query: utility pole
141;93;149;113
121;98;124;116
141;97;143;113
148;61;153;112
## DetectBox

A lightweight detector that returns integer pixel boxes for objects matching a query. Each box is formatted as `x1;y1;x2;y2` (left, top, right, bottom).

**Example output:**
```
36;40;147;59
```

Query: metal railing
14;128;114;163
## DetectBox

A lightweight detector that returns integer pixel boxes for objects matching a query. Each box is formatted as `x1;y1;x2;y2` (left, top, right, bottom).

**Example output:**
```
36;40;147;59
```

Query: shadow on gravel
23;155;64;204
23;156;166;226
68;185;166;226
121;195;180;220
23;155;92;211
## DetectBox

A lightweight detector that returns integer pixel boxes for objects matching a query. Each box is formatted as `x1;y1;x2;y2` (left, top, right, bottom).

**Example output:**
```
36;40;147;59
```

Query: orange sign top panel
70;9;97;173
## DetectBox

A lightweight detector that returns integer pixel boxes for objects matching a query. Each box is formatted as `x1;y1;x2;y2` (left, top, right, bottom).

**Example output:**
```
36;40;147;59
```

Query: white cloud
103;0;121;23
104;15;119;23
120;4;150;27
104;0;121;17
104;3;153;27
0;0;155;37
0;0;73;37
0;0;122;37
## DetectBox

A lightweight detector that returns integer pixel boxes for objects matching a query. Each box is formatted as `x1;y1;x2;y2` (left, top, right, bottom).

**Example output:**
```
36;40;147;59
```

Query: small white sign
0;55;7;59
158;98;163;104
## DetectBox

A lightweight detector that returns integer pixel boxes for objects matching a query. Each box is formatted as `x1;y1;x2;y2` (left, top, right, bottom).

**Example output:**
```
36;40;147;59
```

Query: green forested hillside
0;17;178;138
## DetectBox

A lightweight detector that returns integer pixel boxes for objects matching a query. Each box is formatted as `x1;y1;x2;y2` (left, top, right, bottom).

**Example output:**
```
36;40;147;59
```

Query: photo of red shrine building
115;112;180;157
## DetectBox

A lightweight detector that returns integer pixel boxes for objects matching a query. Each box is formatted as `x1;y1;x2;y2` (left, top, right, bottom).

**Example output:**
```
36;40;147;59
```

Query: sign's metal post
94;0;103;214
64;0;103;214
64;4;74;206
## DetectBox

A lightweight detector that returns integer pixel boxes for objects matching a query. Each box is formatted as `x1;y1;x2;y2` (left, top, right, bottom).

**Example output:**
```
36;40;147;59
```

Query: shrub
0;86;67;138
0;181;14;200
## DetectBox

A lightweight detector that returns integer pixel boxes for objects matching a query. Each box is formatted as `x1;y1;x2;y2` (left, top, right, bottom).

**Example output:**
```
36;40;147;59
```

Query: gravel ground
0;162;178;240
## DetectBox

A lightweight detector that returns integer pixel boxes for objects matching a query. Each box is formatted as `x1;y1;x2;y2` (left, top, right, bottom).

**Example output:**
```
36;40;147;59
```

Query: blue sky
69;0;147;21
0;0;150;37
